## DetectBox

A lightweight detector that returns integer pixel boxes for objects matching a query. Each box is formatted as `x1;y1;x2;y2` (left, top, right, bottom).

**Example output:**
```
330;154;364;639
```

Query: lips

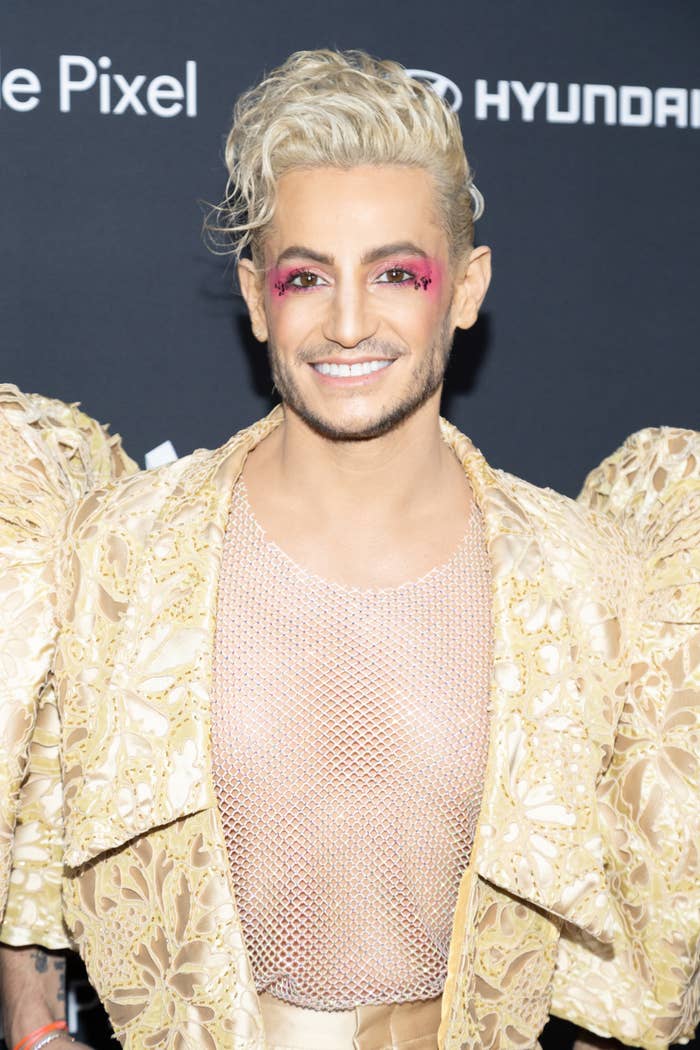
311;360;393;377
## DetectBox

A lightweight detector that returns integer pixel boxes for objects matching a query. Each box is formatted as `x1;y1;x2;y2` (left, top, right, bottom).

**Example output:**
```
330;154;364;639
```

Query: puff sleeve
0;384;136;947
552;428;700;1048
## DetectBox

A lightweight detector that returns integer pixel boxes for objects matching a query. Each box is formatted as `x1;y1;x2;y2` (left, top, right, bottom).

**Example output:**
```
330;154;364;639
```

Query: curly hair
208;49;483;268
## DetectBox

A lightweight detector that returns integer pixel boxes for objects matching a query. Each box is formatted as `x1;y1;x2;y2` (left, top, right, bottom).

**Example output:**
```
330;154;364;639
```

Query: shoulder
442;419;634;610
0;384;135;548
580;425;700;531
0;382;136;486
492;463;631;568
579;426;700;624
58;408;278;621
68;410;278;551
63;440;232;612
70;445;211;542
443;416;629;561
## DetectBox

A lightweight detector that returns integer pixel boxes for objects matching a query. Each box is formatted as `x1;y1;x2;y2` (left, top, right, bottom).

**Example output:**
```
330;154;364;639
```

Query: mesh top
211;478;493;1010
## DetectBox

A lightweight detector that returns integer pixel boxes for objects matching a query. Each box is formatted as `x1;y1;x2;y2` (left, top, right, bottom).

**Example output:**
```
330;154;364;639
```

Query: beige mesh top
211;479;493;1010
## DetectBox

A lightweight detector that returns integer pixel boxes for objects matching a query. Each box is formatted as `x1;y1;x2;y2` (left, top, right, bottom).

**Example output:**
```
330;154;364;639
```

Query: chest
212;482;493;791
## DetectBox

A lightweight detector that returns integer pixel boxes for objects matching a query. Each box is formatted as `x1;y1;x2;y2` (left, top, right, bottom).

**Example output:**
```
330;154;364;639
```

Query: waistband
259;993;442;1050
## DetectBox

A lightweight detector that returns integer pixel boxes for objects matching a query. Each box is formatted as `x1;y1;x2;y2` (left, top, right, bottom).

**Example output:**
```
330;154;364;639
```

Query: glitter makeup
268;258;442;300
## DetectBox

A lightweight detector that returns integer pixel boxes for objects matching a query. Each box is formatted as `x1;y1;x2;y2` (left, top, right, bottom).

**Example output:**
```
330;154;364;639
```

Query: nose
322;276;378;349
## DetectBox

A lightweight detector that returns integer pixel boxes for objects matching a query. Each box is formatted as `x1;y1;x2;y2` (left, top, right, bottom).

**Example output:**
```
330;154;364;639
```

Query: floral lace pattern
552;428;700;1048
64;809;262;1049
3;404;698;1048
0;384;135;945
53;409;630;1048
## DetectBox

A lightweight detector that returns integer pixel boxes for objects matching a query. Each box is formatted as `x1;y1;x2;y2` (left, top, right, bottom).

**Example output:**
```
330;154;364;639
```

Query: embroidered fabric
211;479;493;1010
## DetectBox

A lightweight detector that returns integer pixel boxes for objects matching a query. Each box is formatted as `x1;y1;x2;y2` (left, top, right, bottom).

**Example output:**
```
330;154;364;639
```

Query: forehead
266;166;446;260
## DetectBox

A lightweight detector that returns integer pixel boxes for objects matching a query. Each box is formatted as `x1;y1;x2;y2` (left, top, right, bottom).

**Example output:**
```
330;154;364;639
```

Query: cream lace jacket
0;384;135;941
1;402;698;1049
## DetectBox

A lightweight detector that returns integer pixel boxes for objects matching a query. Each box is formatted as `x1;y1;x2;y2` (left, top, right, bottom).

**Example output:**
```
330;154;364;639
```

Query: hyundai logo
406;69;463;112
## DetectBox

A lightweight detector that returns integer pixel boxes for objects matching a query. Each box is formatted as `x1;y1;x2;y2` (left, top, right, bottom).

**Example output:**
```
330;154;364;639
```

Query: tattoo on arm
53;956;66;1003
0;944;70;1046
26;948;67;1008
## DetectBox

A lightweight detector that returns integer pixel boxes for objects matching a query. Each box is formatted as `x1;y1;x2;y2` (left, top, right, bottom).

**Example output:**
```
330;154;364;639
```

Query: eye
288;270;327;289
376;266;414;285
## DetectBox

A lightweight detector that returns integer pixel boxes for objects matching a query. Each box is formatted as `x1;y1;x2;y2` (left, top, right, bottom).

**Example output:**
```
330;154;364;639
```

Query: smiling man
1;49;698;1050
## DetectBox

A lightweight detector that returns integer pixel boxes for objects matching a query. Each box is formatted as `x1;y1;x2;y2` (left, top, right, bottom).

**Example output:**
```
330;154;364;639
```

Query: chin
290;399;428;443
308;418;396;442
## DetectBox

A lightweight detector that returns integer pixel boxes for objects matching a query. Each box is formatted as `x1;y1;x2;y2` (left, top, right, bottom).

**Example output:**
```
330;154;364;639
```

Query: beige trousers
259;993;442;1050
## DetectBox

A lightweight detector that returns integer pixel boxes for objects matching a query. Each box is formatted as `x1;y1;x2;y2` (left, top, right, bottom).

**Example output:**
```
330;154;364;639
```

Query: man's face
242;165;481;441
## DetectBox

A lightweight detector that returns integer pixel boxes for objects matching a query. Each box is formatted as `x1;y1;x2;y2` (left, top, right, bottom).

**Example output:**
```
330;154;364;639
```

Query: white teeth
313;360;392;377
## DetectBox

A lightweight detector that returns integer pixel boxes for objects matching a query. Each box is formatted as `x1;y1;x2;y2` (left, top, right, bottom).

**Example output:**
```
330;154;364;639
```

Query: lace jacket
0;384;135;942
1;405;698;1049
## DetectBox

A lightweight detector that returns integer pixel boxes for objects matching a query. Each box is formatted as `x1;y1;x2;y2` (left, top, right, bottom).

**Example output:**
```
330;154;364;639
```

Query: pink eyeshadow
391;258;441;295
267;258;444;298
268;266;298;298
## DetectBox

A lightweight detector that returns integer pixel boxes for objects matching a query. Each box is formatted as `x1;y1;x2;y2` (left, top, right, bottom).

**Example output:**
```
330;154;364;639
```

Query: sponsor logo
0;54;198;117
406;69;463;112
474;79;700;127
403;70;698;129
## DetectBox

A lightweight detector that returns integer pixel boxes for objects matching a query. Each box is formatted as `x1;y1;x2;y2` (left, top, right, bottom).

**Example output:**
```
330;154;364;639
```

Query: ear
451;245;492;331
238;258;269;343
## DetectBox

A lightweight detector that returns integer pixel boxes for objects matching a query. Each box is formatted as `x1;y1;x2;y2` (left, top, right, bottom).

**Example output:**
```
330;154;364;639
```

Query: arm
0;388;137;943
0;390;136;1048
571;428;699;1050
0;944;83;1049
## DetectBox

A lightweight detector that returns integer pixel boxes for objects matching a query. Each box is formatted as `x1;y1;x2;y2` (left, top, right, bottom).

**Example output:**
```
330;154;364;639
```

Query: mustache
297;339;407;364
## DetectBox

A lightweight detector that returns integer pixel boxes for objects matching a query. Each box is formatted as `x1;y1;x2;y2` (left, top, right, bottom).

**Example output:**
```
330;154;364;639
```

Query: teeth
313;360;392;377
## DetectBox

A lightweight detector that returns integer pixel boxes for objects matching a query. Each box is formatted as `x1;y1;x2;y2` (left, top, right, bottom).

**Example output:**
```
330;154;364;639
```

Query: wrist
0;946;67;1049
5;1012;59;1050
29;1039;76;1050
11;1019;69;1050
6;1008;64;1049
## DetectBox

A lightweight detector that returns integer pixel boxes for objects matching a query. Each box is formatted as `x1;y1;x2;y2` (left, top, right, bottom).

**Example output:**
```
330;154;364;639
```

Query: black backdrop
1;1;698;1046
2;0;699;492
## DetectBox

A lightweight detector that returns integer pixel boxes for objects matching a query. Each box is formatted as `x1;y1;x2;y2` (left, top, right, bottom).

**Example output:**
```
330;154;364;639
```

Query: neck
251;392;463;525
241;392;473;589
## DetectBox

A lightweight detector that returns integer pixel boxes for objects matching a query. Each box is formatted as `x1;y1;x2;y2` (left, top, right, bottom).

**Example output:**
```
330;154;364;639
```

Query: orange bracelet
13;1020;68;1050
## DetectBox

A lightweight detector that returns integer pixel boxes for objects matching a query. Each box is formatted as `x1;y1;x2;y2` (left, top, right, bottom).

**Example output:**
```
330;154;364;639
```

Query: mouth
311;359;394;378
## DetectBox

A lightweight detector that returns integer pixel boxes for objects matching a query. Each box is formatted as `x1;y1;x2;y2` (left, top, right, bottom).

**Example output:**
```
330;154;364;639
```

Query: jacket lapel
443;421;623;942
63;408;284;866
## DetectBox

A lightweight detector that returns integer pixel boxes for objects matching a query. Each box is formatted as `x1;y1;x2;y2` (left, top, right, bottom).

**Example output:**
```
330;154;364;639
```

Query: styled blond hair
211;49;482;267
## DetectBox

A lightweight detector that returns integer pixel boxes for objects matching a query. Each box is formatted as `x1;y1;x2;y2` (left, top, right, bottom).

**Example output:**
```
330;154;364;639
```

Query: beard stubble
267;310;454;442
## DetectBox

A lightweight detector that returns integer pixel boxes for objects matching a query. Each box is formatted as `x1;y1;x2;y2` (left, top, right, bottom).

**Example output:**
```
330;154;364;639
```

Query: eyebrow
274;241;429;267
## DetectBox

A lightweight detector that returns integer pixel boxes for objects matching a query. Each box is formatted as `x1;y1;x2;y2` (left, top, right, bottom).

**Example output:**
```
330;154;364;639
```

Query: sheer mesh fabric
211;479;492;1010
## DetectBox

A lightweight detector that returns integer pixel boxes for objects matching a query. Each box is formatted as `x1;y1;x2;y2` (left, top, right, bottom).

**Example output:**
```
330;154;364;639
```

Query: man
0;385;134;1050
1;50;698;1050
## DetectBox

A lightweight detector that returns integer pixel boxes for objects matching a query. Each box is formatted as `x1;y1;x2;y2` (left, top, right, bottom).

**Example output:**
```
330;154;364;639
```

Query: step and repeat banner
1;0;698;1046
2;0;698;495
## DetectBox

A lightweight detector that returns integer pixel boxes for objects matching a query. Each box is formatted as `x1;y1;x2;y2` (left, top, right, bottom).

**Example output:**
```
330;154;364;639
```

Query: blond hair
210;49;482;267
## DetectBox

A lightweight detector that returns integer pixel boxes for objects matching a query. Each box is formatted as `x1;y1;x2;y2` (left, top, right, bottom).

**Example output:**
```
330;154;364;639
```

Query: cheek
264;276;316;351
263;270;302;346
265;268;325;337
407;260;443;301
383;262;446;334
